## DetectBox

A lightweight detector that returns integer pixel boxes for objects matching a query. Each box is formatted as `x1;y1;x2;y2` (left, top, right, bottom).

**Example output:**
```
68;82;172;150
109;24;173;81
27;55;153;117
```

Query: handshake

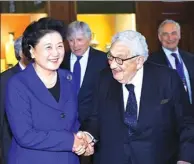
72;131;95;156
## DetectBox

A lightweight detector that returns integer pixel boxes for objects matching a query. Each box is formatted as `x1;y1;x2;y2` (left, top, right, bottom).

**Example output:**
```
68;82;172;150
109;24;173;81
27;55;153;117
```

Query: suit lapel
180;50;194;78
78;48;94;98
157;49;169;66
179;50;194;103
24;64;63;111
136;62;160;131
58;69;72;109
62;52;71;70
62;49;92;100
108;78;125;123
107;65;160;135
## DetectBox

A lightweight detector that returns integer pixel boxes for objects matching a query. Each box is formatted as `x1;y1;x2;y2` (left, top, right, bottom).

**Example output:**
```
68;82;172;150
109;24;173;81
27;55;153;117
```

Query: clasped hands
72;131;94;156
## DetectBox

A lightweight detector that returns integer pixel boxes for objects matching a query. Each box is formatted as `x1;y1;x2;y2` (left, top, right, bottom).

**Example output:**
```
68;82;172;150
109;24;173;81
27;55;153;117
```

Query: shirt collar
71;47;90;60
127;66;144;87
162;47;179;57
162;47;181;61
18;61;26;70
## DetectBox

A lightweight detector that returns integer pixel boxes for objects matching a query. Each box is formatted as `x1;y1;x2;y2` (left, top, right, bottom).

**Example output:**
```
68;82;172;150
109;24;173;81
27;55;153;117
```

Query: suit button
60;113;65;118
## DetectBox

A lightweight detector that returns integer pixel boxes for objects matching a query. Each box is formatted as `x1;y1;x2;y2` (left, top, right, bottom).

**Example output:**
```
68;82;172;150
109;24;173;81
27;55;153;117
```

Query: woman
5;18;86;164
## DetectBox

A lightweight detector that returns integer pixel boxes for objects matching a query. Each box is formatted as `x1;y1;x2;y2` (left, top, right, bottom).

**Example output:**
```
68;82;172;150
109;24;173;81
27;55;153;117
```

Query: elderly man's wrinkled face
109;41;143;84
68;31;91;56
158;23;180;51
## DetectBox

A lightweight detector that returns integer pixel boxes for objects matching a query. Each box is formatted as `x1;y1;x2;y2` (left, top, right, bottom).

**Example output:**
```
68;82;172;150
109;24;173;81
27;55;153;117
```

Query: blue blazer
5;63;80;164
85;62;194;164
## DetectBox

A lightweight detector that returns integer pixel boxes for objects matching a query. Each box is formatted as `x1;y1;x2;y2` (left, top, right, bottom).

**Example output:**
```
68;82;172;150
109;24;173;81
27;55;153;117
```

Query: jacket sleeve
82;68;110;140
171;71;194;163
5;78;75;152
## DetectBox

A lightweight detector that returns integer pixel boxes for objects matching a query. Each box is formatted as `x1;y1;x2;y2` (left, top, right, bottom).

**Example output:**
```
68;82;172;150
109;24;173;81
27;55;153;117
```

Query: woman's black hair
22;17;67;60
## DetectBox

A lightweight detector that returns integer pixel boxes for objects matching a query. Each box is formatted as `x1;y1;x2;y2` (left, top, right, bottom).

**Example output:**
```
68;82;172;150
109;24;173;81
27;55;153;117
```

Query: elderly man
0;36;30;164
83;30;194;164
148;19;194;108
61;21;108;164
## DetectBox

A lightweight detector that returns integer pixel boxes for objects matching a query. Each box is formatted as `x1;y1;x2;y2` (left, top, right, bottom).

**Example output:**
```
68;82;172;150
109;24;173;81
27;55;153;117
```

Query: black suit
84;61;194;164
0;64;21;164
60;47;108;164
148;49;194;108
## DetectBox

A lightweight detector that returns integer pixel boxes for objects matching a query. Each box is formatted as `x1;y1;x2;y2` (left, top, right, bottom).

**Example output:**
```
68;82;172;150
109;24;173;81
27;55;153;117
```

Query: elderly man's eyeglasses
107;52;139;65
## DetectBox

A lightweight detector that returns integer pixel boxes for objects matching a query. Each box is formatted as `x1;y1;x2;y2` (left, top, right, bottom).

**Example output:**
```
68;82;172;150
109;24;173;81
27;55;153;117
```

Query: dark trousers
79;156;93;164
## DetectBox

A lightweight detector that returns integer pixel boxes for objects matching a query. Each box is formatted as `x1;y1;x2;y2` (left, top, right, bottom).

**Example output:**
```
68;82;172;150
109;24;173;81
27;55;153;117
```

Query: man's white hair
158;19;181;35
111;30;149;58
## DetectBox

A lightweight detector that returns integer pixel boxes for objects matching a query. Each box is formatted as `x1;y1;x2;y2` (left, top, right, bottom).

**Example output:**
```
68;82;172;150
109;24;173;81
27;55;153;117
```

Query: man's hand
73;131;95;156
177;161;191;164
72;131;88;155
83;142;94;156
82;132;95;156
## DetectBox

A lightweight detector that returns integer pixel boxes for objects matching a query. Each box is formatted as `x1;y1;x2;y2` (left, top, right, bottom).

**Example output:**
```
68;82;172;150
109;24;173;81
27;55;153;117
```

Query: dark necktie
124;84;137;136
171;53;187;91
73;56;82;94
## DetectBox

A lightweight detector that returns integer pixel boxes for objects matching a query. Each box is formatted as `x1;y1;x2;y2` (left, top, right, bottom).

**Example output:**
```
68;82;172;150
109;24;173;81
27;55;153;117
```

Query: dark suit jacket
148;49;194;107
0;64;21;164
85;62;194;164
5;63;80;164
60;47;108;125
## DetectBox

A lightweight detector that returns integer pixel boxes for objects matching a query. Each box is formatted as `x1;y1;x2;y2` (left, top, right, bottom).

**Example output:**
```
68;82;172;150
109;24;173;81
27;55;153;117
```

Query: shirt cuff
83;131;98;144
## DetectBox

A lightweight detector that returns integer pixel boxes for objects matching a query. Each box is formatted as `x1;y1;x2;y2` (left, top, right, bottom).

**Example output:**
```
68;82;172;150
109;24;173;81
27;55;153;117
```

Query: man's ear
136;56;145;70
158;34;162;42
19;50;23;59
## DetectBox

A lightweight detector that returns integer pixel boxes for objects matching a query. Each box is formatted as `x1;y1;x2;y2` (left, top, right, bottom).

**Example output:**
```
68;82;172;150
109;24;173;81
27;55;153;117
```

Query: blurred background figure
0;36;30;164
5;32;18;68
148;19;194;108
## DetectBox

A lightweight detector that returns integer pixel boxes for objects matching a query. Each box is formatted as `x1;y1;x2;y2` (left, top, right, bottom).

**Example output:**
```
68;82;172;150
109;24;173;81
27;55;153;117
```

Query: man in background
148;19;194;108
0;36;30;164
60;21;108;164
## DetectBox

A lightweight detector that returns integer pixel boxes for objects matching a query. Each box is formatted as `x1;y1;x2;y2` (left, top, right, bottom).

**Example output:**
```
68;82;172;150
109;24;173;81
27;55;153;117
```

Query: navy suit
85;61;194;164
148;49;194;108
61;47;108;125
5;63;80;164
60;47;108;164
0;64;21;164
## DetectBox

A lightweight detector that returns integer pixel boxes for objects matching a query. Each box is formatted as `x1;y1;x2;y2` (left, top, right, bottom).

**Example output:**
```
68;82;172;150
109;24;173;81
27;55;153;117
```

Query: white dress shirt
70;47;90;87
122;66;144;118
85;66;144;143
162;47;192;103
19;62;25;70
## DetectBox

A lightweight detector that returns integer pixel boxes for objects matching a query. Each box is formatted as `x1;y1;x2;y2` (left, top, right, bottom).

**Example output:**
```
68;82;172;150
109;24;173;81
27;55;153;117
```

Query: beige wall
77;14;115;51
77;14;136;52
115;14;136;33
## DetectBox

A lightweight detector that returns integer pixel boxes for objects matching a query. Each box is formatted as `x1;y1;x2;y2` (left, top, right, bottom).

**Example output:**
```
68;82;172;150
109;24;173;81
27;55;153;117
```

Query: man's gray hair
158;19;181;35
66;21;92;40
111;30;149;58
14;36;23;61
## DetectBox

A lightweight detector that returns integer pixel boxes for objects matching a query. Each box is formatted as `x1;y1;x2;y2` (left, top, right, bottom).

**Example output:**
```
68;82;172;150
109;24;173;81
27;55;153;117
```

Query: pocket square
160;99;169;104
